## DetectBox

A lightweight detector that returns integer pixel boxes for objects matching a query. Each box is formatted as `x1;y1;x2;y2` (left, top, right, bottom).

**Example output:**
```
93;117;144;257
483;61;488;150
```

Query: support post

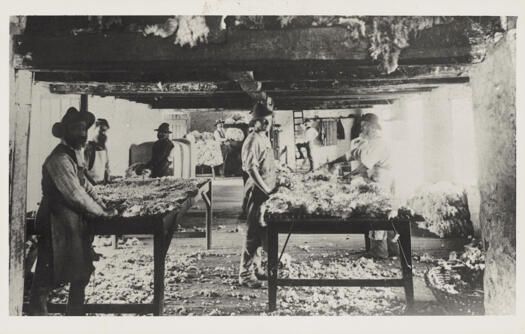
153;227;166;316
80;94;88;112
398;221;414;311
267;223;278;312
9;69;33;315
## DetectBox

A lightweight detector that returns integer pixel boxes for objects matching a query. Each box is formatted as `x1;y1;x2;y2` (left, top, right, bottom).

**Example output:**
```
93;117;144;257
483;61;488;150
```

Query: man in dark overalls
143;122;175;178
29;107;117;316
238;102;277;288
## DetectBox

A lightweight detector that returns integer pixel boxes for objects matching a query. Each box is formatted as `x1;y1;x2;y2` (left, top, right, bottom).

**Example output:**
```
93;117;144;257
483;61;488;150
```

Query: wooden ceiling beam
14;26;482;71
274;98;394;110
48;81;242;96
262;77;468;91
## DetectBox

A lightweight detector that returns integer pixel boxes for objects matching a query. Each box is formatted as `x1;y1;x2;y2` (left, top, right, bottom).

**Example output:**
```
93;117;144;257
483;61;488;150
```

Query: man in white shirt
328;113;398;259
84;118;110;184
304;118;322;171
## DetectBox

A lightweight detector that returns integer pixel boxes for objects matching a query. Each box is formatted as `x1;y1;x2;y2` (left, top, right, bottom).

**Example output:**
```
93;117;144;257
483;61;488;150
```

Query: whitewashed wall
25;83;184;211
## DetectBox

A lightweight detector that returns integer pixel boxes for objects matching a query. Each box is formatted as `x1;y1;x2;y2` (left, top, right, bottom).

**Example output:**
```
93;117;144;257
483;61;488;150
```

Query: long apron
33;149;96;288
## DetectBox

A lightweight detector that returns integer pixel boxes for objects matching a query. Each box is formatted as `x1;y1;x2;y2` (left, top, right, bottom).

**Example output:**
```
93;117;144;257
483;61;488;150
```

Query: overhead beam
262;77;468;91
32;63;470;84
274;98;394;110
253;64;470;81
48;81;242;96
14;26;482;71
146;96;253;109
266;86;436;98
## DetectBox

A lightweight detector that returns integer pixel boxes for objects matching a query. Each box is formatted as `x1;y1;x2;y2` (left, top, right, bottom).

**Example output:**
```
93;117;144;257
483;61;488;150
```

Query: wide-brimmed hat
51;107;95;138
154;122;172;133
96;118;110;129
251;101;273;118
215;119;225;126
361;113;381;129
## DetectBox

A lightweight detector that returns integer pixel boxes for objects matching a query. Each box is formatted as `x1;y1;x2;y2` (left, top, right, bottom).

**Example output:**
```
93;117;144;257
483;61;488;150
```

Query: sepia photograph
5;1;523;332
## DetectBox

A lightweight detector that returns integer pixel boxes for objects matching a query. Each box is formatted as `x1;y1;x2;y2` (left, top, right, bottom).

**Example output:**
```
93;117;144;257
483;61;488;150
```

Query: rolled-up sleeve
46;154;106;216
360;141;388;170
242;136;261;172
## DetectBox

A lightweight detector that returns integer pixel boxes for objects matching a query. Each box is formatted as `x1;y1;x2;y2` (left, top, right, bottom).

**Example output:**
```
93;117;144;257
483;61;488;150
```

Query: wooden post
267;223;278;312
80;94;88;112
9;69;33;316
152;227;166;316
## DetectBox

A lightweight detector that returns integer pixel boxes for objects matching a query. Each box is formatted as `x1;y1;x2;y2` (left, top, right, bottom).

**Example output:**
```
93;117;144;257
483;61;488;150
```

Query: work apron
33;156;96;288
86;149;107;184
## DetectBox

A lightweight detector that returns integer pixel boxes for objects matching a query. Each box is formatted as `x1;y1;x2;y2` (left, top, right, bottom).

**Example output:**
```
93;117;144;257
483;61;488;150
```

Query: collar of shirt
60;139;86;168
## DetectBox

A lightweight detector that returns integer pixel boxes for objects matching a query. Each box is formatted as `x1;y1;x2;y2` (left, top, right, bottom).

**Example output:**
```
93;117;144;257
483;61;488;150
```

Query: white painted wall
25;83;186;211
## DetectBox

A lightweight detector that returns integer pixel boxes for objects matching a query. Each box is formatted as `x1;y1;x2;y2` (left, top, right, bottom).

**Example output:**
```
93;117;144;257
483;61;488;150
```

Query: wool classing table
24;179;212;316
265;215;415;312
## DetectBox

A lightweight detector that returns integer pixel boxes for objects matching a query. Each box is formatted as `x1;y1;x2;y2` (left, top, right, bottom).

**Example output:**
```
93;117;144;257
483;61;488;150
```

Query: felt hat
51;107;95;138
251;101;273;118
215;119;225;126
96;118;110;129
361;113;381;129
154;122;172;133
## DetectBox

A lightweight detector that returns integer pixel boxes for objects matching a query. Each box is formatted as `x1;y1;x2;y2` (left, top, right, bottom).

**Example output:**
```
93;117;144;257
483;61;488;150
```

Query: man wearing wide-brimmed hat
327;113;398;259
238;102;277;288
29;107;117;316
142;122;175;178
84;118;111;185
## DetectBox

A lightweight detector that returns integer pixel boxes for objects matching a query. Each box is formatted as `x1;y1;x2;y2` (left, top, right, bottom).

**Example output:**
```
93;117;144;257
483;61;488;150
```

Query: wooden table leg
153;229;166;316
364;232;370;251
205;181;213;250
398;222;414;311
267;223;278;312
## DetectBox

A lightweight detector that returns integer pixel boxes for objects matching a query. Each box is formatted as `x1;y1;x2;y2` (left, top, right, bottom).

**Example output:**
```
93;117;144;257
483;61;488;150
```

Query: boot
67;281;87;316
28;286;49;316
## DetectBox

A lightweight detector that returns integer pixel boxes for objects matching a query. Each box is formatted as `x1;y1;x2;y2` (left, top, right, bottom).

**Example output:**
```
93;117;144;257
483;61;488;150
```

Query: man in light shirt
239;102;277;288
328;113;398;259
84;118;110;184
304;118;322;171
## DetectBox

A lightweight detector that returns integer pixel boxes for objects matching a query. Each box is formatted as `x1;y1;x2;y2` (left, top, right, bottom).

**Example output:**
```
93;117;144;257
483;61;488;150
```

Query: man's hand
103;208;118;218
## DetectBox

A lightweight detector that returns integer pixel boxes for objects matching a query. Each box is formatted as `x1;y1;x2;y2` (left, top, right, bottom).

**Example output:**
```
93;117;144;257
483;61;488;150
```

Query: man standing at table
327;113;398;259
29;107;117;316
84;118;111;185
214;119;229;176
239;102;277;288
142;122;174;178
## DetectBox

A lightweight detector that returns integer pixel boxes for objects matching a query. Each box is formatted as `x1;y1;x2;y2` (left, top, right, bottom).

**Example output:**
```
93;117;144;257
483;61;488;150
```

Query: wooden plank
14;26;481;70
262;77;469;90
277;279;406;287
49;81;241;95
254;64;470;81
149;96;252;109
268;87;436;98
274;98;394;110
173;231;206;238
32;63;470;84
22;303;155;314
9;69;33;316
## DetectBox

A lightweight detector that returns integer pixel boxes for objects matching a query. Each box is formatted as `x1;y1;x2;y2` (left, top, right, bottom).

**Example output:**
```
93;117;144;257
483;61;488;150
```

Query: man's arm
104;149;110;183
247;168;273;195
46;154;109;216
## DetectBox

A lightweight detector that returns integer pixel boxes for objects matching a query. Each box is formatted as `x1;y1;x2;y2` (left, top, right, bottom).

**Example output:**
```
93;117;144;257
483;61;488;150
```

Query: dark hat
361;113;381;129
51;107;95;138
154;122;172;133
96;118;110;129
215;119;225;126
251;101;273;118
